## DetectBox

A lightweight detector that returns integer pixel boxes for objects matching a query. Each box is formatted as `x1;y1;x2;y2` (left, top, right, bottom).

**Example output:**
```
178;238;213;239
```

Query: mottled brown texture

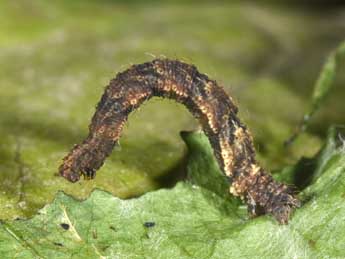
59;59;300;224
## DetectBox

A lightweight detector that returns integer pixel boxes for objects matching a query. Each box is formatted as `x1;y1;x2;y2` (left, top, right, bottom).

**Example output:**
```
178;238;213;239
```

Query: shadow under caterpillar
59;59;300;224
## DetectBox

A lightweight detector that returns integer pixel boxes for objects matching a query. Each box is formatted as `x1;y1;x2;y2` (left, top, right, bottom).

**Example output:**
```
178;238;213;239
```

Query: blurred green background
0;0;344;220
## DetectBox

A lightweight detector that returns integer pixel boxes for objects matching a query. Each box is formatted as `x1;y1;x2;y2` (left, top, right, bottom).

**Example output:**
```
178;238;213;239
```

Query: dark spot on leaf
53;242;64;247
92;229;97;239
144;221;155;228
60;223;70;230
109;226;117;231
308;239;316;248
101;245;110;252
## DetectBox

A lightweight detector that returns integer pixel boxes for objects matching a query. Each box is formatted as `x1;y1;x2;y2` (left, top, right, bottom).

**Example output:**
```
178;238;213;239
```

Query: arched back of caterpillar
59;59;300;224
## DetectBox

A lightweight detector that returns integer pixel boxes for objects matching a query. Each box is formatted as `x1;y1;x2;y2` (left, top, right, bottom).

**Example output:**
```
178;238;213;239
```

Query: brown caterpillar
59;59;300;224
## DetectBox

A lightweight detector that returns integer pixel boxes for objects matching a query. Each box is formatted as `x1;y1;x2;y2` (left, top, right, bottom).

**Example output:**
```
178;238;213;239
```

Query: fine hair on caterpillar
59;58;300;224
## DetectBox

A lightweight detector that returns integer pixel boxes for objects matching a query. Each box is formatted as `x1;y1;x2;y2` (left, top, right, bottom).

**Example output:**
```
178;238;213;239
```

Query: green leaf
1;128;345;259
285;41;345;145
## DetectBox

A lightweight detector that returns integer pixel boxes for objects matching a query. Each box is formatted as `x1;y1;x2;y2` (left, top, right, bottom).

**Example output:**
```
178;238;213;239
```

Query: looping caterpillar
59;59;300;224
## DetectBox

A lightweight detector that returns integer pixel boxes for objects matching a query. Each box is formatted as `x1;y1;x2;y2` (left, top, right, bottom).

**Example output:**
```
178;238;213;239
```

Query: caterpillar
59;59;300;224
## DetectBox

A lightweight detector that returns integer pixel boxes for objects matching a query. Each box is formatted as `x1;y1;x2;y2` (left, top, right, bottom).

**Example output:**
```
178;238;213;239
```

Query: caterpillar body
59;59;300;224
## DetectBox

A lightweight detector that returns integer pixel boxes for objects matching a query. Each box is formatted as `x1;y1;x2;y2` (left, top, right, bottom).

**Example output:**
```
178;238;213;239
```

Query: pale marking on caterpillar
59;59;300;224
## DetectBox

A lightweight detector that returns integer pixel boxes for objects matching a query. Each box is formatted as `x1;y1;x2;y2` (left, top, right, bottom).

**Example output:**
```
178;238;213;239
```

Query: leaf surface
1;128;344;259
